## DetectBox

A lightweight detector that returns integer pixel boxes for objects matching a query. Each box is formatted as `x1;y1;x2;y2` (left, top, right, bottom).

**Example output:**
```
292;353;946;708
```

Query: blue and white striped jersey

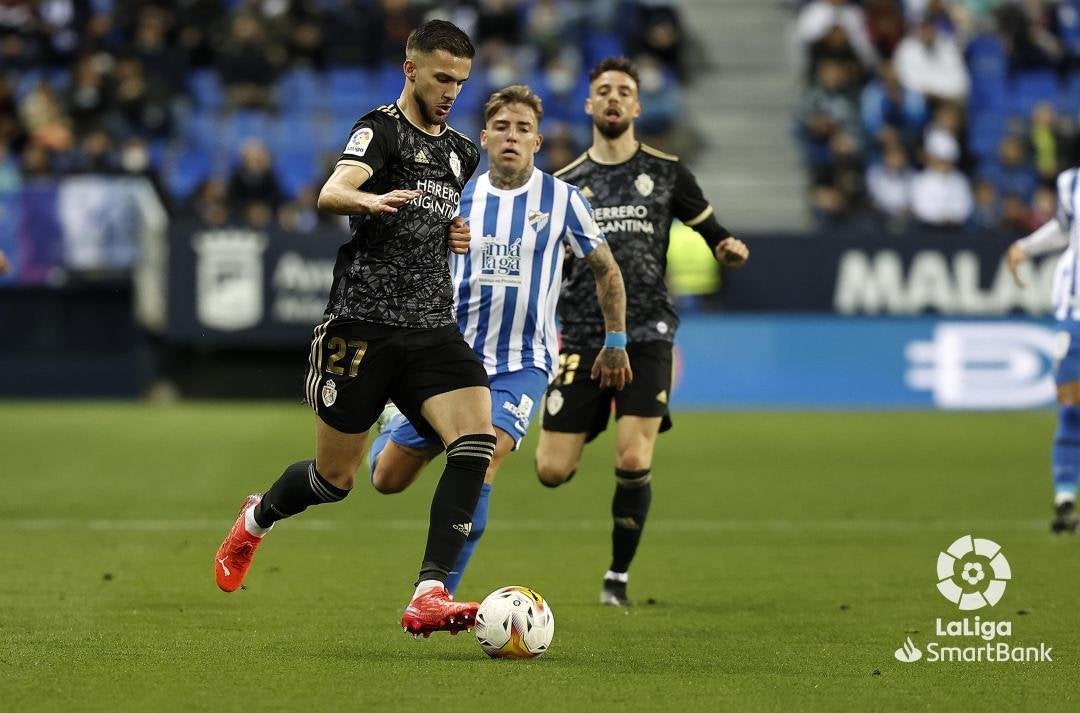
453;167;604;377
1054;168;1080;321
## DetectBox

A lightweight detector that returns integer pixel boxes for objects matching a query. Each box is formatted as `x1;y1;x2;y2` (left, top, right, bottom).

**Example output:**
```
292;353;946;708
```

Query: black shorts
304;318;488;436
541;340;674;443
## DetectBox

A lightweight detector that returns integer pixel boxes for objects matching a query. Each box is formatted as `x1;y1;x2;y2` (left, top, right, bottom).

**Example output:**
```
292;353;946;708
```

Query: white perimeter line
0;518;1048;533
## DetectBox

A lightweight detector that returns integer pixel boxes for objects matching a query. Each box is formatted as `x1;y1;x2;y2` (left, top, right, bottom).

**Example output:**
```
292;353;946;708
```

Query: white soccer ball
474;585;555;659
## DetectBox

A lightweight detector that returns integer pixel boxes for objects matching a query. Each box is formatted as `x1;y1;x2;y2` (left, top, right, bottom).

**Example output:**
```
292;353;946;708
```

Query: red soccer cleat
214;494;265;592
401;586;479;638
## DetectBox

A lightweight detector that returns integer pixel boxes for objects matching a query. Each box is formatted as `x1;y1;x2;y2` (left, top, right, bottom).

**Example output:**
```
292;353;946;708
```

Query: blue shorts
388;366;550;451
1055;321;1080;385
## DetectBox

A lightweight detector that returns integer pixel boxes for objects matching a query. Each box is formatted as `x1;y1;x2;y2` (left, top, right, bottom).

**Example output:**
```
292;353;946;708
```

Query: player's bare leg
371;441;437;494
535;430;587;487
214;417;366;592
400;386;495;637
600;415;662;606
1053;381;1080;533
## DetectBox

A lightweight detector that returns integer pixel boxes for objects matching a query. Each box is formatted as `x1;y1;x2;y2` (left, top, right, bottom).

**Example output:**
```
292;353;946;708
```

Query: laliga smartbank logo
892;535;1052;664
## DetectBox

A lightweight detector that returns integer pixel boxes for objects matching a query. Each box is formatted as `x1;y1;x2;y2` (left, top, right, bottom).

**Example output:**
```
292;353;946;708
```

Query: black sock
610;468;652;574
416;434;496;583
253;460;349;528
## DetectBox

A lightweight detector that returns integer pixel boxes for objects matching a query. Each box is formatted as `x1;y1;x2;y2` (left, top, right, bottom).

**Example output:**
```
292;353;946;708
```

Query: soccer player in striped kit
368;85;632;594
1007;167;1080;533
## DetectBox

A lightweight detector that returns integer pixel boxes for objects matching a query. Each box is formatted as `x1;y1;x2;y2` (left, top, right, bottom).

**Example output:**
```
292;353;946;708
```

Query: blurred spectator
175;0;227;68
110;56;173;138
1031;184;1058;226
861;61;929;150
1001;192;1032;232
894;15;970;102
278;185;322;234
217;14;285;109
810;130;865;225
911;130;973;227
1029;101;1064;182
864;0;906;59
798;58;861;166
72;127;119;174
132;5;186;93
539;122;580;173
228;138;284;226
628;0;686;79
978;134;1039;204
867;142;914;220
797;0;879;74
476;0;522;47
18;82;74;153
971;180;1001;230
190;177;230;228
374;0;425;65
996;1;1064;72
635;54;681;138
67;54;113;128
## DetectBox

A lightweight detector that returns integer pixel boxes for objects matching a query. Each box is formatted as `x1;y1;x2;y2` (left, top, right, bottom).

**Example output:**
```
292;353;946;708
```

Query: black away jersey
554;144;715;349
326;103;480;327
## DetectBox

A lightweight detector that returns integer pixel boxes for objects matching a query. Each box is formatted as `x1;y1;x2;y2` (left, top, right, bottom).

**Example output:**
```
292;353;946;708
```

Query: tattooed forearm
585;243;627;333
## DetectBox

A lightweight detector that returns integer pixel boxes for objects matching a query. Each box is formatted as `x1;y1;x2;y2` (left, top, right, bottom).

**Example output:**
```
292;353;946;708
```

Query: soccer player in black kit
535;57;750;606
213;20;496;638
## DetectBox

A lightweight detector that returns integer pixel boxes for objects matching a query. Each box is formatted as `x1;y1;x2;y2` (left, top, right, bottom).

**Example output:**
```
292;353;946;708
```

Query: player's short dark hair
484;85;544;125
406;19;475;59
588;56;640;87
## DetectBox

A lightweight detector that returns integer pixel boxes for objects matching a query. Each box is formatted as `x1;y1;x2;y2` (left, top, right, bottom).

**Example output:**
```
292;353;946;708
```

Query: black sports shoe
600;578;632;606
1052;501;1080;534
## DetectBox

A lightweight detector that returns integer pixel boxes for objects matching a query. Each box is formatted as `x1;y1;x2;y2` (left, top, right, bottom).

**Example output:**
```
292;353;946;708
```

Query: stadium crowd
796;0;1080;233
0;0;689;231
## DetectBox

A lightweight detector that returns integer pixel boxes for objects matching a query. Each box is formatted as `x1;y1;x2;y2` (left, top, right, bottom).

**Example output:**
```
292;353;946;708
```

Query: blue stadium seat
277;67;326;115
274;150;320;200
1007;70;1059;117
583;30;624;69
966;33;1007;79
327;67;378;111
163;147;213;201
1060;71;1080;114
222;110;272;157
188;69;225;112
968;111;1006;161
269;115;323;160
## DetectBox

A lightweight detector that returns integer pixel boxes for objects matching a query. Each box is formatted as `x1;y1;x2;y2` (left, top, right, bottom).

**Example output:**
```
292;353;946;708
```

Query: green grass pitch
2;403;1078;712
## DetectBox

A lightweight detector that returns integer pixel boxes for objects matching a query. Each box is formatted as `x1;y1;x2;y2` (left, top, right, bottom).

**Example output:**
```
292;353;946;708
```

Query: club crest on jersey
546;389;564;415
449;150;461;179
527;209;550;231
321;379;337;407
345;128;373;157
635;173;654;197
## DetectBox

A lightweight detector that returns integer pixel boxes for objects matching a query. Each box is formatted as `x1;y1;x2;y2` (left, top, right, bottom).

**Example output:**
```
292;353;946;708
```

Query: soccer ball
474;585;555;659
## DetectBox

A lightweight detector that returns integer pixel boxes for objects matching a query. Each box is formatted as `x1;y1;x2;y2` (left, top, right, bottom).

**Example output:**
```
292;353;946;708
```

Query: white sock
244;505;272;537
413;579;444;600
603;570;628;583
1055;491;1076;507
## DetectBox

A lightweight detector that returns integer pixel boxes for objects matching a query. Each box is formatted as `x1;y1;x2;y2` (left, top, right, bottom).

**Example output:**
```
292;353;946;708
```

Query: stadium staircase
680;0;809;231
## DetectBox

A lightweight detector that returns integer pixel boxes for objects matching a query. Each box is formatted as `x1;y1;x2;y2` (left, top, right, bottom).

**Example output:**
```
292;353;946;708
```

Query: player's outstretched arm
1008;219;1069;287
317;164;422;216
584;243;632;390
